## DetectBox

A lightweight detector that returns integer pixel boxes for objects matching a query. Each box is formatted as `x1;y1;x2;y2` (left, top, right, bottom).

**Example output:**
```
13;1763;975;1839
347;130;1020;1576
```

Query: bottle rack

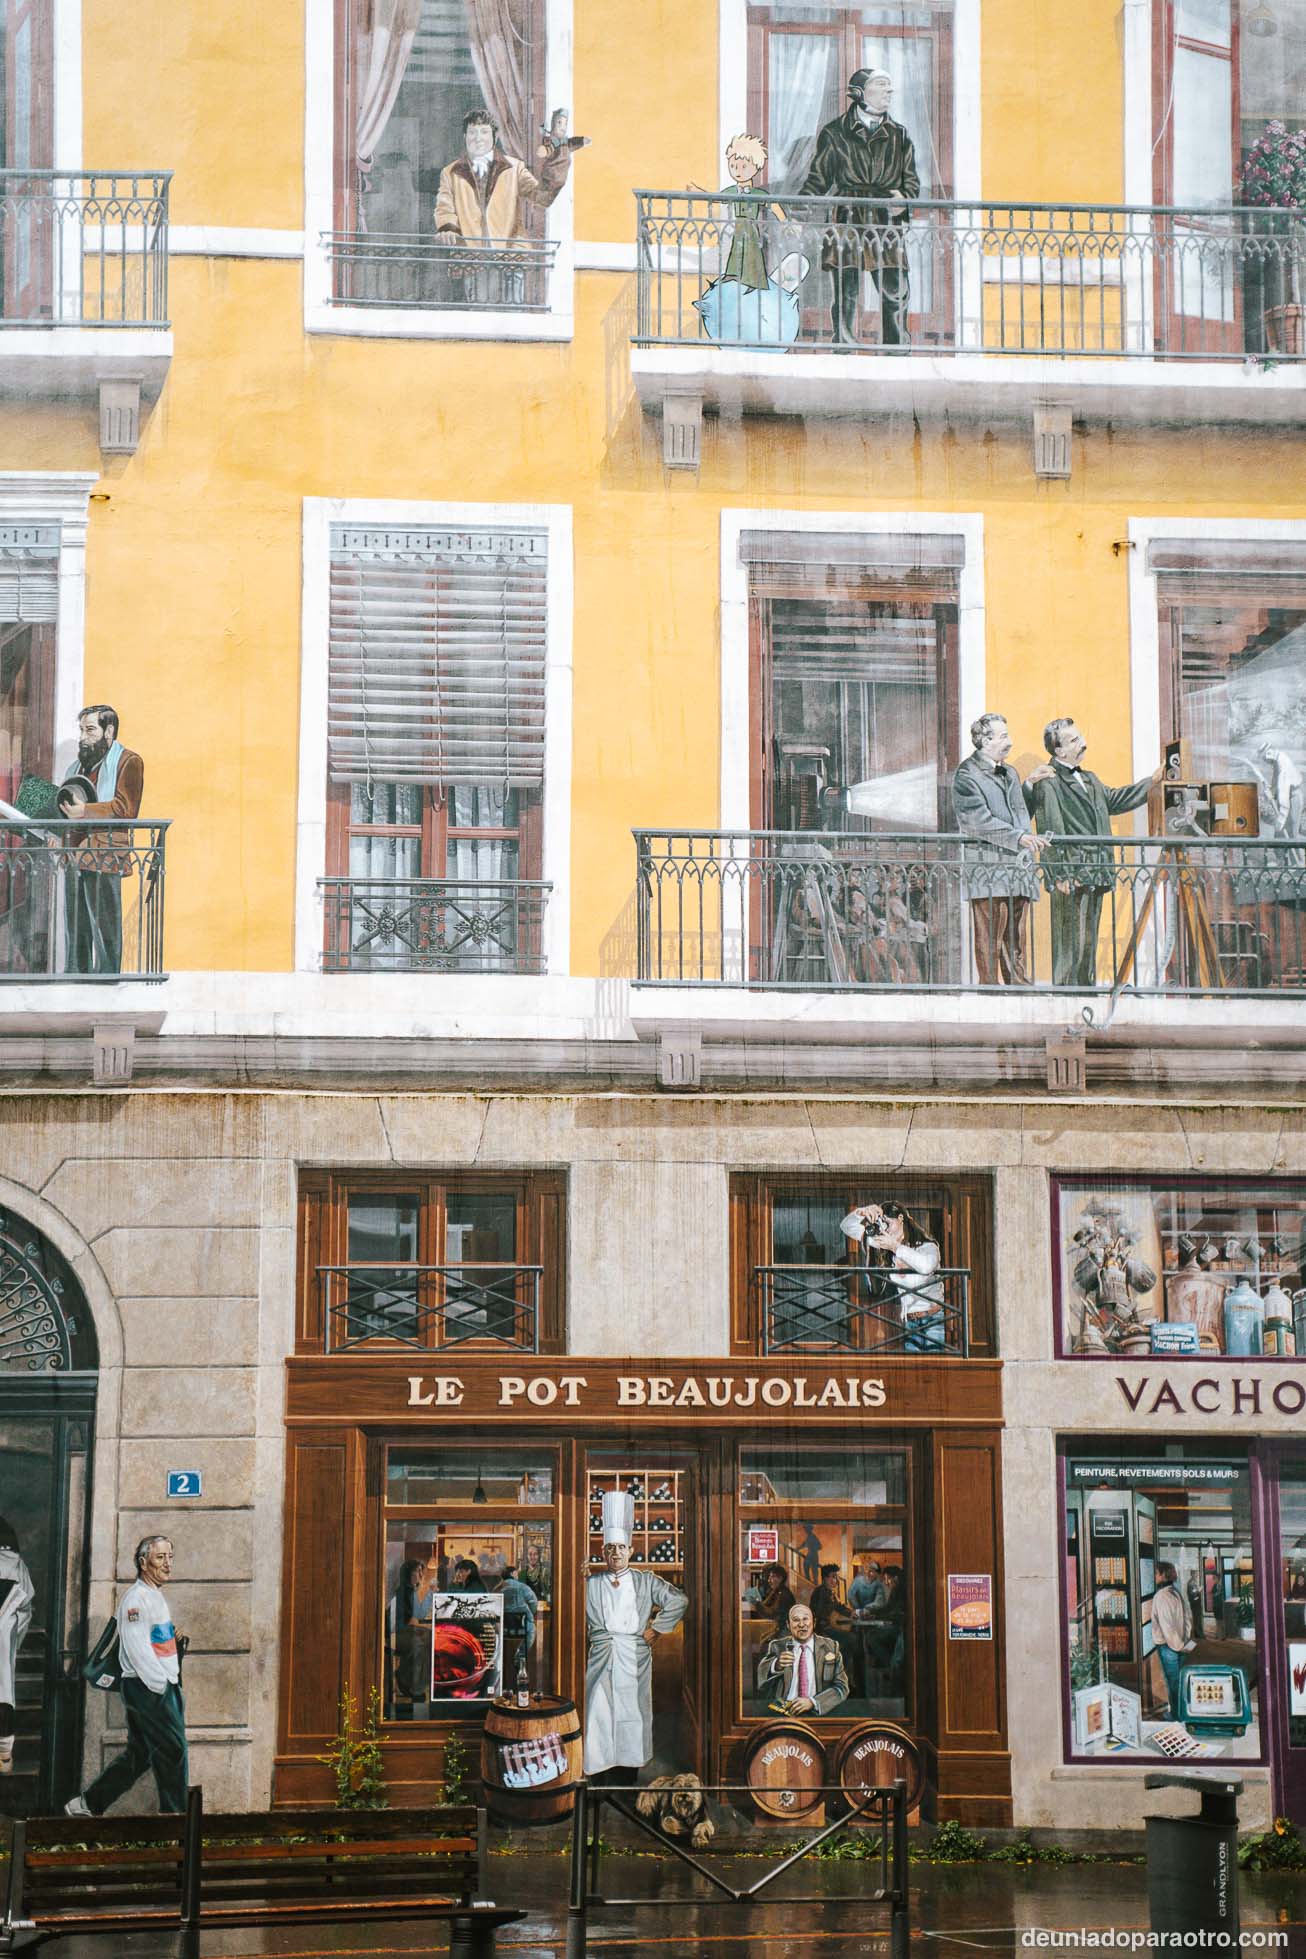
587;1468;685;1573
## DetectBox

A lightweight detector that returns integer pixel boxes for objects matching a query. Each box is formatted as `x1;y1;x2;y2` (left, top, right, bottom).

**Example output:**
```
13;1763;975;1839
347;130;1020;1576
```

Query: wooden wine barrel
481;1694;584;1826
743;1719;827;1820
832;1720;926;1817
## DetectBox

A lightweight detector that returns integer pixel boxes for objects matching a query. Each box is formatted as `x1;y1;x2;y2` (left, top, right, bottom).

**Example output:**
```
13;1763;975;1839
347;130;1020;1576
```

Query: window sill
305;298;574;343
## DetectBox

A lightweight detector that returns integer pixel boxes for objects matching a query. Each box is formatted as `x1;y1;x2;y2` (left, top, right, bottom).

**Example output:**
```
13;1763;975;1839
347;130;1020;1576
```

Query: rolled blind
0;527;60;623
328;524;548;788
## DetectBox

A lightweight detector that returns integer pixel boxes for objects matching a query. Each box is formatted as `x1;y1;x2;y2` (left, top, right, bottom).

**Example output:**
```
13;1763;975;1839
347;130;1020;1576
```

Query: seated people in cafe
882;1565;907;1691
809;1560;861;1693
849;1557;888;1613
756;1602;851;1715
751;1562;796;1627
449;1558;484;1593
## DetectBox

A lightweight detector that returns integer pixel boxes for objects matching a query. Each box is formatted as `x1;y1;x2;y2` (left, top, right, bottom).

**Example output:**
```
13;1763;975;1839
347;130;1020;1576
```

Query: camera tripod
1112;843;1222;990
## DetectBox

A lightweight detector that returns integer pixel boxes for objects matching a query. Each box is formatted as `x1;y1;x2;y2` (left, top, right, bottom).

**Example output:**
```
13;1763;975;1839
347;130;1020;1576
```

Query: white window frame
52;0;82;172
0;472;96;782
718;0;982;197
303;0;576;341
719;507;986;831
296;496;573;976
1127;513;1306;784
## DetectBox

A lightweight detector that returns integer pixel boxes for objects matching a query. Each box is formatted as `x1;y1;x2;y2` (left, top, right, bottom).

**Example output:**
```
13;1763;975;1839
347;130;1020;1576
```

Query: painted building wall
8;1087;1299;1823
10;0;1286;977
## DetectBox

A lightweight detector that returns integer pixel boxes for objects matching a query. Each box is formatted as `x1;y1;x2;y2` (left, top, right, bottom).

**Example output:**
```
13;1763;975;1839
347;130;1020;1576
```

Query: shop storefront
276;1360;1009;1819
1058;1441;1306;1820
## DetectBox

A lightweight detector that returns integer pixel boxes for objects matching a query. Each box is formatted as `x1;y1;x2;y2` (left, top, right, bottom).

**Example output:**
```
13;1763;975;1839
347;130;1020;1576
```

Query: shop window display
382;1448;555;1722
739;1447;910;1722
1063;1452;1261;1764
1054;1175;1306;1358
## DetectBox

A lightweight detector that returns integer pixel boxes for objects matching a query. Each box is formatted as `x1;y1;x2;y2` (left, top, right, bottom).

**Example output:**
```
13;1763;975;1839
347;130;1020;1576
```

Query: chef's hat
602;1490;635;1546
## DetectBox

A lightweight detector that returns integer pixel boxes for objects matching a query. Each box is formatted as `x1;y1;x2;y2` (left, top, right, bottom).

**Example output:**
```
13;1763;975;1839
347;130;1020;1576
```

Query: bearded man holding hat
583;1491;687;1782
800;65;920;347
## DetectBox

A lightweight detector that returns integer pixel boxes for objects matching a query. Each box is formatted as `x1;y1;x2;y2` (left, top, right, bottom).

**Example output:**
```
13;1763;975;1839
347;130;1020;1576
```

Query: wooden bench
1;1790;524;1958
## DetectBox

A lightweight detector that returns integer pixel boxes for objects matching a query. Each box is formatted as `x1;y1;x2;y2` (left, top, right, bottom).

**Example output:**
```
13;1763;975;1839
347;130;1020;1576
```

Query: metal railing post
890;1780;910;1959
566;1784;589;1959
180;1783;202;1929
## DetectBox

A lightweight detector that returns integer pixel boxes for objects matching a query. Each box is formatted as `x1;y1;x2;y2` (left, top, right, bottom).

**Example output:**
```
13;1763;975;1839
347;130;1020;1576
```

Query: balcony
0;171;172;448
323;232;558;312
320;875;551;975
758;1262;970;1358
632;193;1306;449
320;1262;542;1354
0;818;169;983
633;829;1306;997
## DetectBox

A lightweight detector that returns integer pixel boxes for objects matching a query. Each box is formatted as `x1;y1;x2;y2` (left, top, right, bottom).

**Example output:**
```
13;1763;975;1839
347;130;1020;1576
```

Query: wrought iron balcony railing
634;830;1306;996
320;876;550;975
324;232;558;311
635;192;1306;360
0;171;170;327
758;1263;970;1357
320;1263;542;1354
0;818;168;981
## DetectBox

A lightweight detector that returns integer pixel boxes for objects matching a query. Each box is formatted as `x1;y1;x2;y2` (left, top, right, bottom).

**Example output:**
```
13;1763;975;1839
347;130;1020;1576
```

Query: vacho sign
1115;1372;1306;1418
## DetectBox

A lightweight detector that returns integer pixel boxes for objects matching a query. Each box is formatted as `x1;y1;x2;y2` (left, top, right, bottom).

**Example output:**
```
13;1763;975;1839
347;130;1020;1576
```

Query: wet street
37;1852;1306;1959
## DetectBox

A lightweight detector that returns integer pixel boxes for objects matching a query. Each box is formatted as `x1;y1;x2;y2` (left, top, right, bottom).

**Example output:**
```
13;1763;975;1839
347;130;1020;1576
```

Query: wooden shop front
275;1356;1010;1822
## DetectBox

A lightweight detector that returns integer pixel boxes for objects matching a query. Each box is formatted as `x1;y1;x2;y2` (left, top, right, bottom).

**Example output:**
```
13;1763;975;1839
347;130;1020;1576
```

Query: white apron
582;1569;687;1775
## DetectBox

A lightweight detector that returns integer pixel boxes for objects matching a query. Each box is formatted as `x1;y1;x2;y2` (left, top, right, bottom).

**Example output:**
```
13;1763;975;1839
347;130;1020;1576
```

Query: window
1153;539;1306;806
330;0;552;312
323;523;548;973
745;529;962;836
1152;2;1306;351
730;1172;993;1357
297;1170;566;1354
746;3;956;342
1055;1175;1306;1360
0;524;57;977
739;1445;912;1723
381;1446;557;1722
1062;1448;1261;1763
2;0;54;321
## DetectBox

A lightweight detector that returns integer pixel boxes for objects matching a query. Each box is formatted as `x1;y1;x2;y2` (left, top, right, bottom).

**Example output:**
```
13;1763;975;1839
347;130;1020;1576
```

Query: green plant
927;1819;989;1863
1068;1638;1103;1693
814;1830;885;1861
989;1834;1076;1867
318;1685;388;1809
441;1729;472;1806
1238;1818;1306;1873
1235;1595;1256;1629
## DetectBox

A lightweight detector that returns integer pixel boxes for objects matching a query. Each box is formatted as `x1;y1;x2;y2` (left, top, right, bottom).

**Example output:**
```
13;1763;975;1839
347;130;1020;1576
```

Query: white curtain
355;0;422;177
466;0;533;164
768;34;842;192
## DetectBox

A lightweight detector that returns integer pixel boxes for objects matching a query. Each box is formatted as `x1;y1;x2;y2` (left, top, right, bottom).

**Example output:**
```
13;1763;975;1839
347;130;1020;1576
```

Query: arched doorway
0;1210;97;1815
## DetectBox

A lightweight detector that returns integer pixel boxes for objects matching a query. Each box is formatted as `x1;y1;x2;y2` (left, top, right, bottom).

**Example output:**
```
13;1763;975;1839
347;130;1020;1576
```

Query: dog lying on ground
634;1773;716;1850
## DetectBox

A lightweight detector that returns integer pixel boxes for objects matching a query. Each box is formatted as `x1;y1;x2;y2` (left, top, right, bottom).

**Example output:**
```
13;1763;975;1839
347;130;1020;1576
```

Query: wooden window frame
729;1170;994;1356
733;1439;916;1726
747;566;961;834
325;782;542;882
297;1169;567;1355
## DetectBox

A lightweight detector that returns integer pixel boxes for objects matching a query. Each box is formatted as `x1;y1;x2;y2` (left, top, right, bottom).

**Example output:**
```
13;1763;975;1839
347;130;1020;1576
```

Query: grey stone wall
3;1088;1302;1825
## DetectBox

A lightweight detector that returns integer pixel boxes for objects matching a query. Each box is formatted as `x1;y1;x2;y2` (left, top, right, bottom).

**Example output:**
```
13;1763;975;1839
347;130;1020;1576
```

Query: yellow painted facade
6;1;1298;977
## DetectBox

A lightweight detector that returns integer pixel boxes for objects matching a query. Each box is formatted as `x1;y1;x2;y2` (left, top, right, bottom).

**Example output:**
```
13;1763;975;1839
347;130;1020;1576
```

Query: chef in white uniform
583;1491;687;1780
0;1516;35;1775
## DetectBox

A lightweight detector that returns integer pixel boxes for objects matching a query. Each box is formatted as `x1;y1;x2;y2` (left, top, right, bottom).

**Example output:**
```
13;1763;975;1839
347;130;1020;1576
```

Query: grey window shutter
0;528;60;623
328;524;548;788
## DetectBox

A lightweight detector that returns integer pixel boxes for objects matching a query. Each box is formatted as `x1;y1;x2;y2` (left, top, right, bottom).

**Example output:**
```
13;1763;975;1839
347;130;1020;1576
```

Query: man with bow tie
953;712;1043;986
756;1601;850;1716
1024;717;1160;988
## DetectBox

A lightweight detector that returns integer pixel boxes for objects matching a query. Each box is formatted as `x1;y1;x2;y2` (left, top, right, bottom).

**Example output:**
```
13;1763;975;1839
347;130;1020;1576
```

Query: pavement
32;1853;1306;1959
